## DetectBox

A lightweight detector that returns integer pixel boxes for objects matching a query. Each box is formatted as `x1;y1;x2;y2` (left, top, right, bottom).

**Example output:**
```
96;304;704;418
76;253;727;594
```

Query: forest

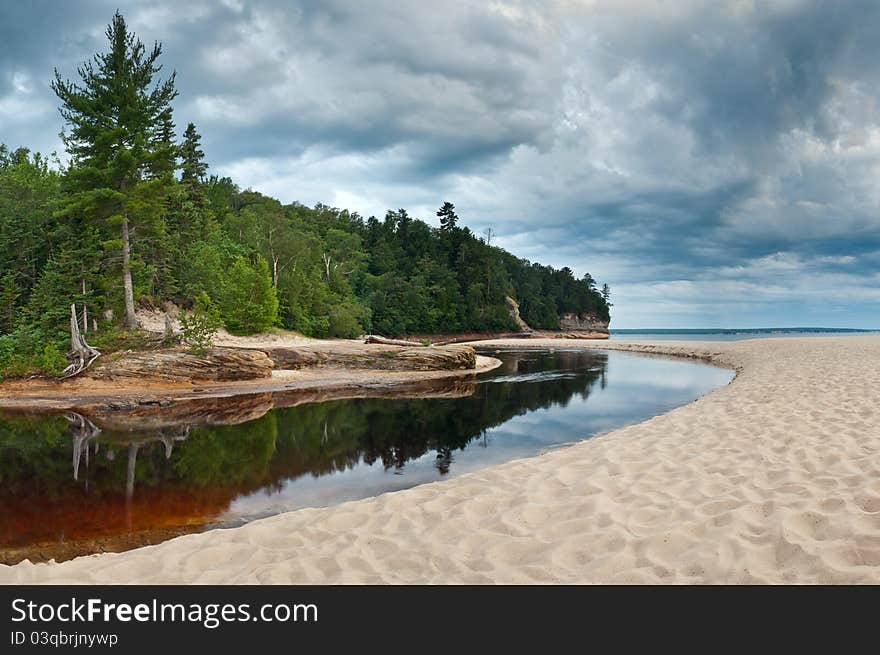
0;12;610;379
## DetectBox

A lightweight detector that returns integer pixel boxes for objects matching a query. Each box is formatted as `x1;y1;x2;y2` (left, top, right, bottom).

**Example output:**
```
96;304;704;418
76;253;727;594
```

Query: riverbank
3;336;880;583
0;340;500;413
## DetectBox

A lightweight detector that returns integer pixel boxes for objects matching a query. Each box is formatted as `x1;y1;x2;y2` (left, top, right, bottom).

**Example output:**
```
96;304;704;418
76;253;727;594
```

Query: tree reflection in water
0;349;609;554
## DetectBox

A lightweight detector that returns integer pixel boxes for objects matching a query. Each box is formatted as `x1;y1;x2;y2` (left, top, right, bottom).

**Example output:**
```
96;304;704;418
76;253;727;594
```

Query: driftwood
365;334;429;347
61;303;101;378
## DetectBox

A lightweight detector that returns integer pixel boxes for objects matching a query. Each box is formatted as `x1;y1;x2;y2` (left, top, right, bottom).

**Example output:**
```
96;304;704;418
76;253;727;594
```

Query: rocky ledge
84;343;477;384
88;347;275;383
261;343;477;371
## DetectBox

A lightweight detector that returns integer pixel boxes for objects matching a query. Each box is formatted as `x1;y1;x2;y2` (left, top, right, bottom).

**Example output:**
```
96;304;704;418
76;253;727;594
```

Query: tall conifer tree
52;11;178;328
180;122;208;185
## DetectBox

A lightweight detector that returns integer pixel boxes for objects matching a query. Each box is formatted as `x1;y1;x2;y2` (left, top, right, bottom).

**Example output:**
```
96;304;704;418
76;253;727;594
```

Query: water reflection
0;349;732;559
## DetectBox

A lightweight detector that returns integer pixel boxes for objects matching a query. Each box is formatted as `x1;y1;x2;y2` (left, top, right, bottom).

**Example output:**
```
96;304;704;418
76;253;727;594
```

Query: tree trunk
365;335;429;347
81;279;88;333
121;214;137;329
62;303;101;378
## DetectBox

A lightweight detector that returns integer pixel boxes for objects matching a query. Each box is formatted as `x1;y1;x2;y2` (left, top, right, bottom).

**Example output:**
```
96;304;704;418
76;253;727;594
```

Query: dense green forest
0;12;609;378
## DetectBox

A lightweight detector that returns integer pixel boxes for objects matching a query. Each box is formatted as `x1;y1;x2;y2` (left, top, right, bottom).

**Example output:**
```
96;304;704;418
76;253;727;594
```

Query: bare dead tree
61;303;101;378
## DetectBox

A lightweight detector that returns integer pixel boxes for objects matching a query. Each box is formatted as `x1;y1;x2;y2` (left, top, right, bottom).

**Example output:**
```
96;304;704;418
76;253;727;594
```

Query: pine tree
396;208;412;237
51;11;178;329
180;122;208;185
436;201;458;231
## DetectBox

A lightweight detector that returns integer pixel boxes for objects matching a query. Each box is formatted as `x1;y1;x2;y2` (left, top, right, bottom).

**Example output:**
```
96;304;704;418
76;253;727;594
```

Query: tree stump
62;303;101;378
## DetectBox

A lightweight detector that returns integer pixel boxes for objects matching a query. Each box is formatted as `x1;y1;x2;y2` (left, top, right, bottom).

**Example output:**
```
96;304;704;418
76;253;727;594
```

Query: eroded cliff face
505;296;533;333
503;296;609;338
559;312;610;334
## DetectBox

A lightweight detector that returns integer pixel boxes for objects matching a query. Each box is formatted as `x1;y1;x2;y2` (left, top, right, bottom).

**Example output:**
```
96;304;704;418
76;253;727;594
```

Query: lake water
610;328;878;341
0;348;733;561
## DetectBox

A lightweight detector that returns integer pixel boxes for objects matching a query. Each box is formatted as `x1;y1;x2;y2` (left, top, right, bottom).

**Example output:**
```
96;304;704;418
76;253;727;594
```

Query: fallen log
365;334;429;347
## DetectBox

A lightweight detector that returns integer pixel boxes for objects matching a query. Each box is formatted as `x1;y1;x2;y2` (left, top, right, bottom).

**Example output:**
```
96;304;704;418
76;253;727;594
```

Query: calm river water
0;348;732;560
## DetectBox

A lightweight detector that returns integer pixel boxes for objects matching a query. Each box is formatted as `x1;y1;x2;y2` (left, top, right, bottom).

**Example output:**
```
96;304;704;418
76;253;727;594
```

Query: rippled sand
3;336;880;584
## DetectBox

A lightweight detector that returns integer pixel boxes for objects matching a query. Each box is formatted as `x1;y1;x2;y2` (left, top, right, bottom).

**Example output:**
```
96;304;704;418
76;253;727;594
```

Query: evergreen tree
51;11;178;329
396;208;412;239
0;274;17;335
0;148;60;306
436;201;458;231
180;122;208;185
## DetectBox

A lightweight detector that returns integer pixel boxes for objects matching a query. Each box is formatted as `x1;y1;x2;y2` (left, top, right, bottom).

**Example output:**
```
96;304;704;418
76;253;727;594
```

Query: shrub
216;255;279;334
327;301;369;339
0;328;68;380
90;326;162;353
39;342;68;376
179;294;221;355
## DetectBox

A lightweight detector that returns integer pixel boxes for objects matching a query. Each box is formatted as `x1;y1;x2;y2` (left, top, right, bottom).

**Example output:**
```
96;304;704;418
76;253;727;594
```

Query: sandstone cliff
559;311;610;335
505;296;533;333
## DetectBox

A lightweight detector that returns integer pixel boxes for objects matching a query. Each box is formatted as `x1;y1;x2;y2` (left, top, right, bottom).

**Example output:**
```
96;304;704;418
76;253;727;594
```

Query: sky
2;0;879;329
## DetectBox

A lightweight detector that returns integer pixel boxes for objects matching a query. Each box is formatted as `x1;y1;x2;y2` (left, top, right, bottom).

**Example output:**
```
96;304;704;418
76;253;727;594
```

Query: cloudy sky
2;0;879;328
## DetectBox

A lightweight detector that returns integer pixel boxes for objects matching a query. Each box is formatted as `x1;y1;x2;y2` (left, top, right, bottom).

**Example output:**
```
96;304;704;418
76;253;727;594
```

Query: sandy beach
3;335;880;584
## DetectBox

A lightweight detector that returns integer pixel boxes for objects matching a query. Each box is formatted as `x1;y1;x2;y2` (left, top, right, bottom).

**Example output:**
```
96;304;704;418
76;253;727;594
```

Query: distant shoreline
610;327;878;341
612;327;875;334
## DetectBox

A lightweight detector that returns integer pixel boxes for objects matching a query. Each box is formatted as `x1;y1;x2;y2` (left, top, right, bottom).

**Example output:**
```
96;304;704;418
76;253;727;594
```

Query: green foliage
328;300;370;339
21;259;76;342
39;342;68;375
0;148;61;325
0;327;68;380
0;10;611;370
215;255;279;335
178;293;221;354
180;123;208;184
0;274;19;335
52;10;179;329
89;326;160;353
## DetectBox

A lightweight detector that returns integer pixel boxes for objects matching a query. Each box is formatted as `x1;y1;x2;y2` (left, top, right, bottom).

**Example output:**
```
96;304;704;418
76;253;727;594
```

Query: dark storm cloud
2;0;879;327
